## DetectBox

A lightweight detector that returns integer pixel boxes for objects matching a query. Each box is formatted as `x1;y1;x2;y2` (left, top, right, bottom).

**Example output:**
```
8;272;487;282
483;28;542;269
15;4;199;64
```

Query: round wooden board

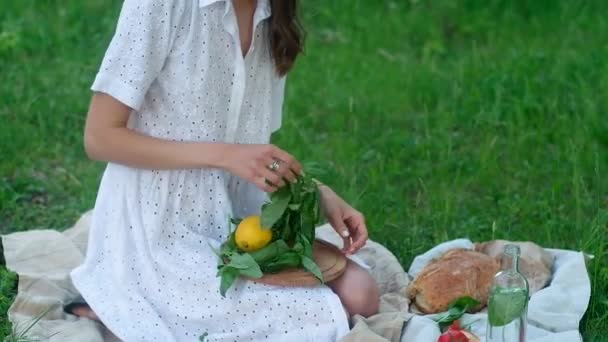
246;239;348;287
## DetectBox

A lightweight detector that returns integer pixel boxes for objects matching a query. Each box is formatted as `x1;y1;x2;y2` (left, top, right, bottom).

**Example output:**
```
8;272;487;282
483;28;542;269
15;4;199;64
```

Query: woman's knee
329;261;380;318
351;273;380;317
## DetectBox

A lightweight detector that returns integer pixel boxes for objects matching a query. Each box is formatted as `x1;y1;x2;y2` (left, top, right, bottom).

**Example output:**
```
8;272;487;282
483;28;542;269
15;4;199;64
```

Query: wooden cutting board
246;239;348;287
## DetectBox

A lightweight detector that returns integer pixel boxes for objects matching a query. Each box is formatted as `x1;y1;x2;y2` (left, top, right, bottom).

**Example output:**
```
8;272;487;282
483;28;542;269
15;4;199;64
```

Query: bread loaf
406;249;500;314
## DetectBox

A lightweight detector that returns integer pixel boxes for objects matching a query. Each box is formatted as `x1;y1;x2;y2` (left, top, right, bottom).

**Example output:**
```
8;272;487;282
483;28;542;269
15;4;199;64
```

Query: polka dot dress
69;1;350;341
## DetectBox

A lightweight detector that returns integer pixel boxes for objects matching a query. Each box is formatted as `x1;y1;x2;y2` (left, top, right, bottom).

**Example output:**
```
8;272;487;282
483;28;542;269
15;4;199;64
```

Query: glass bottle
487;244;529;342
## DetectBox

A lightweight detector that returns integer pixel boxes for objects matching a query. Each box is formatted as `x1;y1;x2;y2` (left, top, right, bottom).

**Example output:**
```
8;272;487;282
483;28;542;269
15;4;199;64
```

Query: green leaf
262;187;292;228
249;241;282;263
313;186;322;224
263;252;301;273
239;265;263;279
434;296;481;325
301;255;323;282
219;267;239;297
249;240;290;264
288;203;301;210
227;253;263;277
220;233;237;256
281;210;293;241
289;176;303;203
291;241;304;254
450;296;480;310
300;202;314;242
299;233;313;257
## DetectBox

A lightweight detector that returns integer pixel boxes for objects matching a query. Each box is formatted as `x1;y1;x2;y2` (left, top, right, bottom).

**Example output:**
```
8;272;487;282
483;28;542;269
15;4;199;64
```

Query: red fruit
450;321;462;330
437;321;469;342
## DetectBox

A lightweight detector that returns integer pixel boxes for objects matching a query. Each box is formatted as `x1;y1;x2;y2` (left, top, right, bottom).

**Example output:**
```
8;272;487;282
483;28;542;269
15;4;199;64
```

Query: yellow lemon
235;215;272;252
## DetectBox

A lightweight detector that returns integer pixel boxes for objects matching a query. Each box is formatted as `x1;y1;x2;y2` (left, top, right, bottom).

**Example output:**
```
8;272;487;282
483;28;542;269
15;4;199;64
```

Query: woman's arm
317;184;369;254
84;92;227;170
84;92;302;191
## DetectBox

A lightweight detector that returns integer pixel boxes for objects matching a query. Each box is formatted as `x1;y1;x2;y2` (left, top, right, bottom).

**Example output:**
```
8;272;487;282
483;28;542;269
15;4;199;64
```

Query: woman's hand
221;144;302;192
319;185;369;255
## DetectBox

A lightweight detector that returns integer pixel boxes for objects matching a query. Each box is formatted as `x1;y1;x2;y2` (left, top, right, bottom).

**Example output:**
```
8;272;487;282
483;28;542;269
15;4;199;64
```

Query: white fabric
2;213;410;342
402;240;590;342
70;1;349;341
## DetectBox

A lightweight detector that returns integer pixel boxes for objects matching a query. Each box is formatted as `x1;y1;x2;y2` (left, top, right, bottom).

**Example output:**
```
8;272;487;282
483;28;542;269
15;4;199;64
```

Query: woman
69;0;379;340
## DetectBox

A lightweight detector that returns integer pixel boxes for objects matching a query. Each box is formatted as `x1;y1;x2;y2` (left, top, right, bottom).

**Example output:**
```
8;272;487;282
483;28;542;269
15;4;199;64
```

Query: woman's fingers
246;144;305;191
261;155;297;184
270;147;303;177
258;166;286;188
328;215;352;254
346;214;368;253
253;176;277;193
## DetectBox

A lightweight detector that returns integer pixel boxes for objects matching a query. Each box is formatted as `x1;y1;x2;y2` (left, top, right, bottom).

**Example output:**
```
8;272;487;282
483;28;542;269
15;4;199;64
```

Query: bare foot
65;303;101;322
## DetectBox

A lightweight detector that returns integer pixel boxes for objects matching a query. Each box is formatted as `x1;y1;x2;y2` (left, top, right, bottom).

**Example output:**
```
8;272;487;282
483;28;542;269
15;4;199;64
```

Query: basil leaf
263;252;301;273
220;233;237;256
250;241;283;263
301;255;323;282
289;177;303;203
434;296;481;325
291;241;304;254
228;253;262;274
300;205;314;242
299;234;313;257
449;296;480;313
313;186;321;224
281;210;293;242
219;266;239;297
239;265;263;279
274;239;290;251
262;187;292;228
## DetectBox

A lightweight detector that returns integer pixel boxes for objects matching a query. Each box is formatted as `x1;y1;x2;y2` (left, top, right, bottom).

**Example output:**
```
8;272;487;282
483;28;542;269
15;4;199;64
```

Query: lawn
1;0;607;340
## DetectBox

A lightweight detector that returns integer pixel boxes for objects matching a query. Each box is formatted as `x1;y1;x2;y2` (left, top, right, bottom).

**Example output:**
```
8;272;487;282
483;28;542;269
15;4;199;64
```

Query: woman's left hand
318;185;368;255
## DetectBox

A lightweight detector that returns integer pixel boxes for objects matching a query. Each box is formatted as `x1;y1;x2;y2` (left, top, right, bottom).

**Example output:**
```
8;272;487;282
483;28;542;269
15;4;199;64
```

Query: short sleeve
91;0;184;110
270;76;286;132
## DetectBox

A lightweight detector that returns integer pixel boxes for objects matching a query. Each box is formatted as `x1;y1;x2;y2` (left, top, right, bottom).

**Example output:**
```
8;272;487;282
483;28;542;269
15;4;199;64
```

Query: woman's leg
327;260;380;318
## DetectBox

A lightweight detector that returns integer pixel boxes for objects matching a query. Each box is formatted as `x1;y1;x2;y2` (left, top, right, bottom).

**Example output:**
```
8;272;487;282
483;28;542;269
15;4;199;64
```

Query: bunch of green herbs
215;174;323;296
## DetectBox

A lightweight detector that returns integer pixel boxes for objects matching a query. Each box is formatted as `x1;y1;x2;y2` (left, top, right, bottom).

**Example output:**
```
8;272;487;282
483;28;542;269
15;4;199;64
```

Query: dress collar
198;0;271;21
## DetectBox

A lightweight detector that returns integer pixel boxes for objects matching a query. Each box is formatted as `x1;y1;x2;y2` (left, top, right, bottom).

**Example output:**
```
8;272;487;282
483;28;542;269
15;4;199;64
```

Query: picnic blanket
2;212;591;341
2;211;412;342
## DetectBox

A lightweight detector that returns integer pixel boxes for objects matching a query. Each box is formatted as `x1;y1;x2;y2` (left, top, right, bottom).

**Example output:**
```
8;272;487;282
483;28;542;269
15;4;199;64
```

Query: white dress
70;0;350;341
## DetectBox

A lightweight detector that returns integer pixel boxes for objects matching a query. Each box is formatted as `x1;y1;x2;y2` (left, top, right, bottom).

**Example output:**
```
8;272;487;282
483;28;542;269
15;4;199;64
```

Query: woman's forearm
85;126;231;170
84;92;234;170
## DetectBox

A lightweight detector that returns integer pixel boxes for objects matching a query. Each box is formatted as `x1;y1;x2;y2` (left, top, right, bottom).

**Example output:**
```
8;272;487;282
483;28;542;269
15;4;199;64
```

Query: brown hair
268;0;305;76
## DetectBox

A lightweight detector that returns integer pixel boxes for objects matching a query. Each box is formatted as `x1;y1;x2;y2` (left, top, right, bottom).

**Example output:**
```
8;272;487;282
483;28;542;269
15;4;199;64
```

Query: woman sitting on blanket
68;0;379;341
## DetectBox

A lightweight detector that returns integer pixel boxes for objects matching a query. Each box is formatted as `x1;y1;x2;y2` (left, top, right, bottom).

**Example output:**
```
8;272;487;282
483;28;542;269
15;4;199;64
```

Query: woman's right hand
220;144;303;192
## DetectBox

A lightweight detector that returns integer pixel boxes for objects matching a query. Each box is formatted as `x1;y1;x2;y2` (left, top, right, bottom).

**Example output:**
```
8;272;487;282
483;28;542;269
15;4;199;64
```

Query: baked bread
475;240;553;294
406;249;500;314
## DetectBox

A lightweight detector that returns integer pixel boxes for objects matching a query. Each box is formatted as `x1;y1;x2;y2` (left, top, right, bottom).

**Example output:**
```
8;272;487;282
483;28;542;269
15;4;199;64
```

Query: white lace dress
70;1;350;341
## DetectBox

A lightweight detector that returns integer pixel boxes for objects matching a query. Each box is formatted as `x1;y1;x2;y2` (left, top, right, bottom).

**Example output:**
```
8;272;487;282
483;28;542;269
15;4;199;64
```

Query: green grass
1;0;607;340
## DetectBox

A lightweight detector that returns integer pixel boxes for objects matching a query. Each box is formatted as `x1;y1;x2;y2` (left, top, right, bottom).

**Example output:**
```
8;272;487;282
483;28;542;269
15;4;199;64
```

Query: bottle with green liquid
487;244;529;342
